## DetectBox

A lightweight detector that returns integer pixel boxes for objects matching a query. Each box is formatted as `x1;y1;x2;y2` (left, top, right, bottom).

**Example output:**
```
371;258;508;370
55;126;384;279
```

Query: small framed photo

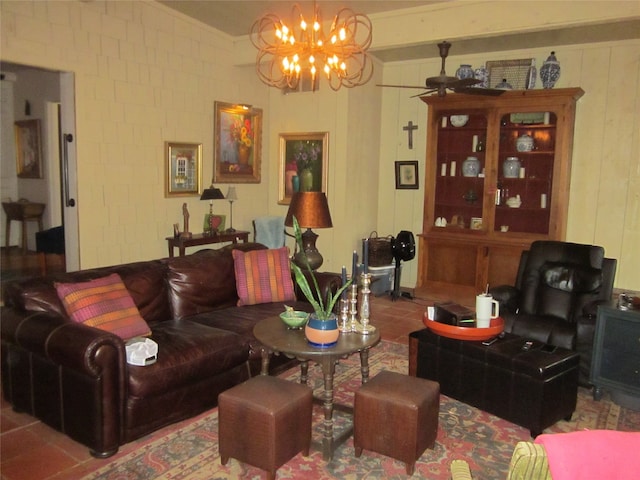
15;119;43;178
213;101;262;183
278;132;329;205
395;161;419;189
470;217;483;230
165;142;202;197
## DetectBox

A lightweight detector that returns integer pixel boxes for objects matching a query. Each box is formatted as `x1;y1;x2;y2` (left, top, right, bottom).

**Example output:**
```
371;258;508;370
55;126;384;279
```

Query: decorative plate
450;115;469;127
423;313;504;341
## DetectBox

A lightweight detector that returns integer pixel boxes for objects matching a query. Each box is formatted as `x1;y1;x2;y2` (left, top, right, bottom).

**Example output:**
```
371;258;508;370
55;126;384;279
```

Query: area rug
82;341;639;480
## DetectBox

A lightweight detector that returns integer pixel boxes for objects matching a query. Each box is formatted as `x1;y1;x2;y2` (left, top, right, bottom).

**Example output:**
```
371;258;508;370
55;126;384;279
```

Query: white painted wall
1;0;638;290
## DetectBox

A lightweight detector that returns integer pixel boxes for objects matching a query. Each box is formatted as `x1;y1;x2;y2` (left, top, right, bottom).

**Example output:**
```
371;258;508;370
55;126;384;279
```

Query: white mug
476;294;499;328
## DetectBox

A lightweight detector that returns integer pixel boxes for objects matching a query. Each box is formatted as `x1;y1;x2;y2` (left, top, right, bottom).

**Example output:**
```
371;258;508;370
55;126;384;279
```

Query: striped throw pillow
55;273;151;340
232;247;296;306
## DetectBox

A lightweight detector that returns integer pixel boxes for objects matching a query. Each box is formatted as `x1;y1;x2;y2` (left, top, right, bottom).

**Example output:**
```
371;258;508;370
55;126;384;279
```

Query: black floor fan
391;231;415;300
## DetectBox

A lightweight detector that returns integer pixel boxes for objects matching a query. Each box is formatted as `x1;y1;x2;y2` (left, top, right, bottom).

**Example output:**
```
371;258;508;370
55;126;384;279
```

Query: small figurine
180;203;192;238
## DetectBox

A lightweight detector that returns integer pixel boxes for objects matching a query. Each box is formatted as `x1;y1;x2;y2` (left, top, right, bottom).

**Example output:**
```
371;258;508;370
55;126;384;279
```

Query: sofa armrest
294;271;343;310
1;308;126;457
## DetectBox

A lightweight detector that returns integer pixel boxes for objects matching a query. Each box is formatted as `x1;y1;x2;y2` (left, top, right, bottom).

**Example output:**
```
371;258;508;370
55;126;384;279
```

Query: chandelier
250;3;373;91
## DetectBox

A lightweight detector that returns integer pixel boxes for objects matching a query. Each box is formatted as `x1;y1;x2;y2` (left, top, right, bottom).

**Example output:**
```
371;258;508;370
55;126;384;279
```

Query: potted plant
290;216;352;347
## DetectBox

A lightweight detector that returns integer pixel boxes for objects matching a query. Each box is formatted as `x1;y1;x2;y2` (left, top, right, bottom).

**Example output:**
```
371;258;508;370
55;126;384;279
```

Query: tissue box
434;302;475;327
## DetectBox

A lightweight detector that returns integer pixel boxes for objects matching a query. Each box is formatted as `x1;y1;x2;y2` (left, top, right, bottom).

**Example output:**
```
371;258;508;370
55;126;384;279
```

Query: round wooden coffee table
253;316;380;460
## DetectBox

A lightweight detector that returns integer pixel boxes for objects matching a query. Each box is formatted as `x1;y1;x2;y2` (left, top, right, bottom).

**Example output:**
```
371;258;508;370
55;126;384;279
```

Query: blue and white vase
474;65;489;88
456;64;474;80
540;52;561;89
525;60;537;89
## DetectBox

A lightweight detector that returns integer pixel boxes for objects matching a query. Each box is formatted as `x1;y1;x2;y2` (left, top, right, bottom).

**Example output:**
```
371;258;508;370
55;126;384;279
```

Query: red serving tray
422;312;504;341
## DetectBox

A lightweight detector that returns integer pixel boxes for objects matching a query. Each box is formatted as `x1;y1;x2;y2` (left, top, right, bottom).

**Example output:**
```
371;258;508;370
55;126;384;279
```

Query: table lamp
200;183;225;234
285;192;333;270
225;186;238;232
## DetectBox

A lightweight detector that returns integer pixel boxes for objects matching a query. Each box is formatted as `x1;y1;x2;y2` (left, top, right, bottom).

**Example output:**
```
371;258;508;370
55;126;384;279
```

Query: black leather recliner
490;240;616;386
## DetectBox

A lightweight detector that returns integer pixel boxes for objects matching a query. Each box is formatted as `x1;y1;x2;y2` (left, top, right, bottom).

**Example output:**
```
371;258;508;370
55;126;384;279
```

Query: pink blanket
535;430;640;480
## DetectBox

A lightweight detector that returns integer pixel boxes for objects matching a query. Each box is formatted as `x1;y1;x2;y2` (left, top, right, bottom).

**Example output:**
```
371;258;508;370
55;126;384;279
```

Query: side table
591;304;640;410
166;230;249;257
2;201;46;254
254;316;380;461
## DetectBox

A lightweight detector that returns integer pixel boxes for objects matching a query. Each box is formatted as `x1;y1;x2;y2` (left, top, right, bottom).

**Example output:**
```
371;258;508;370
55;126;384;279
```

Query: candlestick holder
349;282;359;332
356;273;376;334
339;297;351;332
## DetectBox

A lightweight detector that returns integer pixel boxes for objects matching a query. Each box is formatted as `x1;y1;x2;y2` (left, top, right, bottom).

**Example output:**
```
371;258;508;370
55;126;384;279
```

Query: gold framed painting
165;142;202;197
15;119;43;178
213;101;262;183
278;132;329;205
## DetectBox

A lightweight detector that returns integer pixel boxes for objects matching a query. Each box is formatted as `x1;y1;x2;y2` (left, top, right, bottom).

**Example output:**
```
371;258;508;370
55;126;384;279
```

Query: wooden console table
166;230;249;257
2;201;46;254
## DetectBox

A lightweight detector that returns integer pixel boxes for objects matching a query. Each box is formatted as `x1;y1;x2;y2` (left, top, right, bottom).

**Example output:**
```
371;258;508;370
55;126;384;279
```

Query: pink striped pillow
55;273;151;340
232;247;296;306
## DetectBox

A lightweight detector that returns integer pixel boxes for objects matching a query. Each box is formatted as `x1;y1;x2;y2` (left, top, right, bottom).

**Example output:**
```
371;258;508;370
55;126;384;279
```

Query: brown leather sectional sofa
1;243;340;458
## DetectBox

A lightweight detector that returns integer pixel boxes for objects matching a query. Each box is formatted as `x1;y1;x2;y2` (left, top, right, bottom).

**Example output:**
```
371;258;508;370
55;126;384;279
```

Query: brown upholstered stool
354;370;440;475
218;375;312;480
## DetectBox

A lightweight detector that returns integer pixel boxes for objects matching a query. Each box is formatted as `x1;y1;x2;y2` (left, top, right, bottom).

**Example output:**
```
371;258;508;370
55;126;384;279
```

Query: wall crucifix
403;120;419;149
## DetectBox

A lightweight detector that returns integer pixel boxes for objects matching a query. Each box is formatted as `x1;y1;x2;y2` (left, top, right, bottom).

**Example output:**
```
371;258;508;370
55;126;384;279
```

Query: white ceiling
157;1;640;62
157;1;437;37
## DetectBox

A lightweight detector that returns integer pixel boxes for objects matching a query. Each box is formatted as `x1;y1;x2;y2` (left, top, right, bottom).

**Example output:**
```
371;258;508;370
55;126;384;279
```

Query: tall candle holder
349;282;359;332
356;273;376;334
339;297;351;332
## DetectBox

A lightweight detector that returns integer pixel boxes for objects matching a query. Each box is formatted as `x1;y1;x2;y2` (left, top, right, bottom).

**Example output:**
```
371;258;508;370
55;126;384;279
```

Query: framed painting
395;161;419;189
213;101;262;183
278;132;329;205
165;142;202;197
15;119;43;178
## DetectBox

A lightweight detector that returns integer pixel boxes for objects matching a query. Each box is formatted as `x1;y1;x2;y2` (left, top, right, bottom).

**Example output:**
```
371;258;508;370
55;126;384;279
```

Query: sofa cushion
166;244;266;319
127;320;250;398
232;247;295;306
55;273;151;340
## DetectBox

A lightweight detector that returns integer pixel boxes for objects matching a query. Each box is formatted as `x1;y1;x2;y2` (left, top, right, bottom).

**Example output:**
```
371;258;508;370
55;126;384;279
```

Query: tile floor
0;259;436;480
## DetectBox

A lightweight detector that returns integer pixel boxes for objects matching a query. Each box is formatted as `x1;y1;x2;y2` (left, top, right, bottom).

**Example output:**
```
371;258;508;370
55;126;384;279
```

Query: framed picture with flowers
165;141;202;197
213;101;262;183
278;132;329;205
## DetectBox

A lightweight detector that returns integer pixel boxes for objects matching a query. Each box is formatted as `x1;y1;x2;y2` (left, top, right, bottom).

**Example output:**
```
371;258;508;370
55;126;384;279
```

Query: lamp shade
200;187;225;201
285;192;332;229
226;186;238;201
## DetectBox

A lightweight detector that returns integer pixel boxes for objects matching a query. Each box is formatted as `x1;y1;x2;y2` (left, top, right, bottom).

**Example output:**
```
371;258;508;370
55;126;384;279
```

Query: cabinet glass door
495;112;557;234
433;112;488;231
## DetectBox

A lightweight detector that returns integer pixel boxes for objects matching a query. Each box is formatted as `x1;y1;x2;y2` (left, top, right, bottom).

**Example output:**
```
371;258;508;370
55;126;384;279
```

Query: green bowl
279;311;309;329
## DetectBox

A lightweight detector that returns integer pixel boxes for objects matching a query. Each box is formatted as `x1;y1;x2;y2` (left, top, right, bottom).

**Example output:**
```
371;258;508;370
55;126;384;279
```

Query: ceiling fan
378;41;505;97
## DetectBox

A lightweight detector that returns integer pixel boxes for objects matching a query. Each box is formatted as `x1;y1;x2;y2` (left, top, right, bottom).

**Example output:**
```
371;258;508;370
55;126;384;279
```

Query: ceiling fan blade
453;86;506;96
376;84;430;89
410;89;438;98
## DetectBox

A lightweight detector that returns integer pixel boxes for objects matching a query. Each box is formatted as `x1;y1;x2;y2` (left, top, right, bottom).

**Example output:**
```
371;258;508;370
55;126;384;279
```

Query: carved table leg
259;347;271;376
360;348;371;384
320;357;337;461
299;360;309;385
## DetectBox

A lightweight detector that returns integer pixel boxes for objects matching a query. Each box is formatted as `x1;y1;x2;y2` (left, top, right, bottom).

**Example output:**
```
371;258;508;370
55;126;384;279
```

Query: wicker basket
365;231;394;267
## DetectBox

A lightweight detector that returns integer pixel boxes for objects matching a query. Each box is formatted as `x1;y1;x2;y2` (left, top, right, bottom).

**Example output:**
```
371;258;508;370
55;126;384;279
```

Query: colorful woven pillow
55;273;151;340
232;247;296;306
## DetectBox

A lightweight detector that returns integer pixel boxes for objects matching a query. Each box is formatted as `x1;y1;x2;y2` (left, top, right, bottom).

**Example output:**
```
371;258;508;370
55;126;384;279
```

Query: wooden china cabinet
416;88;584;300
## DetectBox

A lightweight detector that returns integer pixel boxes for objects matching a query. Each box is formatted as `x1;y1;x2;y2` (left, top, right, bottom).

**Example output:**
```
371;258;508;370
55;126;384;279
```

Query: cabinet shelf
417;88;584;295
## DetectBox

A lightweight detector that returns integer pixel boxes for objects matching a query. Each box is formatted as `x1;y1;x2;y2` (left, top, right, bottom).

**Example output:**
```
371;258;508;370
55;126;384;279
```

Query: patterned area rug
82;341;639;479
